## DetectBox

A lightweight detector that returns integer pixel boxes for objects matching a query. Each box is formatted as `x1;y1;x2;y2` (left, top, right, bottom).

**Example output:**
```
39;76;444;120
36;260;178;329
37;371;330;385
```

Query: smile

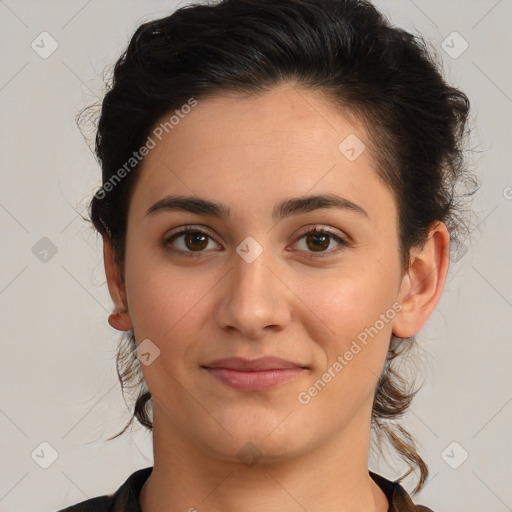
201;356;308;391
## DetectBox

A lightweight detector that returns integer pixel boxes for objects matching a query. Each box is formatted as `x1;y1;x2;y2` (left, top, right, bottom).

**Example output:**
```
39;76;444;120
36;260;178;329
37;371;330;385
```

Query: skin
104;82;450;512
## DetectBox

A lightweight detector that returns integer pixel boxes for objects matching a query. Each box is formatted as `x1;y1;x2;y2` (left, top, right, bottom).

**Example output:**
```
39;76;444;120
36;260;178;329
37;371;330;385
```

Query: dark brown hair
82;0;478;494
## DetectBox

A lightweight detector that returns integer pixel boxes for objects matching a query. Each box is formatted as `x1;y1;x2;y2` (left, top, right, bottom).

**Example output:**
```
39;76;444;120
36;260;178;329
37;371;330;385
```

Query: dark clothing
58;466;434;511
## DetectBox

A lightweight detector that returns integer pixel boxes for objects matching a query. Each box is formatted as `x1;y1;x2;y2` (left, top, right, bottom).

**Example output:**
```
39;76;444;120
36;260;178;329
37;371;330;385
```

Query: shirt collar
111;466;430;512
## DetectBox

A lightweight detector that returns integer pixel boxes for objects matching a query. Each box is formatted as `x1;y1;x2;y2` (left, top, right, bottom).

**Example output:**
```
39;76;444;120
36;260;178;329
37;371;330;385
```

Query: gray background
0;0;510;511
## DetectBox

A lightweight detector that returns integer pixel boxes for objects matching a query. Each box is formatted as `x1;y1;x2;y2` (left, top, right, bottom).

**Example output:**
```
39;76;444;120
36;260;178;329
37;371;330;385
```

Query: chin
198;420;310;466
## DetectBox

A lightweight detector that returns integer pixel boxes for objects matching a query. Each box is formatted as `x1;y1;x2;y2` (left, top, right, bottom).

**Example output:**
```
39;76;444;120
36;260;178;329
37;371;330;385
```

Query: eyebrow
145;193;370;221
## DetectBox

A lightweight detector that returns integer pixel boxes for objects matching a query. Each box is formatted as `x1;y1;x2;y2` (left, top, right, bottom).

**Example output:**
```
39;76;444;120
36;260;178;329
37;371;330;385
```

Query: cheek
124;256;217;361
295;275;396;418
296;261;399;399
124;266;209;406
302;267;398;342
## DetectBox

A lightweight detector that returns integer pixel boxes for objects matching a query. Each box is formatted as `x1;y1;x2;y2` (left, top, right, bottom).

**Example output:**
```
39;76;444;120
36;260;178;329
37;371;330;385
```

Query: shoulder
369;471;435;512
58;496;112;512
57;467;153;512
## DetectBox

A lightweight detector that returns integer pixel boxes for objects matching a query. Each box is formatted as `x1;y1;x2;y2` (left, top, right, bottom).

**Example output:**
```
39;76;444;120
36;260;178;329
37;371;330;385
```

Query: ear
392;222;450;338
103;234;133;331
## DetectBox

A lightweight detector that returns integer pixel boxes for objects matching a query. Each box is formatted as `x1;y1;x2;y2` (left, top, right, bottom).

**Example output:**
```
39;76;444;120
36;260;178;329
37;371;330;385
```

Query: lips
203;356;306;371
201;357;307;391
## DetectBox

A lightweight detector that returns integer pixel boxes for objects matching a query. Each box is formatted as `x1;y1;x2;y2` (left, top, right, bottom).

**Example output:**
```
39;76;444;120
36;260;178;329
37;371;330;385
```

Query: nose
214;243;293;340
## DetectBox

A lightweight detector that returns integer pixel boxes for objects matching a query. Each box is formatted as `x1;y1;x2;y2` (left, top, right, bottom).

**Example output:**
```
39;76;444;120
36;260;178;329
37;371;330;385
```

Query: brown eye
182;231;209;251
164;227;219;257
292;226;349;257
304;231;330;252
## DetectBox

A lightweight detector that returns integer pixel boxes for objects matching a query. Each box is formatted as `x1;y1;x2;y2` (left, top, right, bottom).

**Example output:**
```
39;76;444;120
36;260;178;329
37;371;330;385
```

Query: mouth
201;356;308;391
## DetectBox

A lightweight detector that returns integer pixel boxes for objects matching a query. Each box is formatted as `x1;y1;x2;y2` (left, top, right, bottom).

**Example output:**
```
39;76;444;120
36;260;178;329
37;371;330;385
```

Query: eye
163;225;349;258
164;226;220;257
291;226;349;257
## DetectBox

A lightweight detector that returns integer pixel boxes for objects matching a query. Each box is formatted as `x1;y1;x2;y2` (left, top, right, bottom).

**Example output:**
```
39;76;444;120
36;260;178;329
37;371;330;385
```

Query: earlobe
392;222;450;339
103;235;133;332
108;310;132;331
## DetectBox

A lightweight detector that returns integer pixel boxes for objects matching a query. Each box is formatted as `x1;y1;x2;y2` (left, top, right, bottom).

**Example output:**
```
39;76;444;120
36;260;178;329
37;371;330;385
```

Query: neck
139;403;389;512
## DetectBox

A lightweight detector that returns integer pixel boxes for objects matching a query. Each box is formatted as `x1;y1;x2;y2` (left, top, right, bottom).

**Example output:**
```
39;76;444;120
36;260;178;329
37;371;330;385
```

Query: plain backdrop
0;1;511;511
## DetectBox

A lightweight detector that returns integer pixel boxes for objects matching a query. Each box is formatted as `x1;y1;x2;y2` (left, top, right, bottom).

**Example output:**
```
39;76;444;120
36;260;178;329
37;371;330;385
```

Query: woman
60;0;476;510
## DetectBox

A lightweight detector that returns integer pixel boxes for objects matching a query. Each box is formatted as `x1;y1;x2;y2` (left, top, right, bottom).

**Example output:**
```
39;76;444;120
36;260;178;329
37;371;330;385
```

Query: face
111;83;417;463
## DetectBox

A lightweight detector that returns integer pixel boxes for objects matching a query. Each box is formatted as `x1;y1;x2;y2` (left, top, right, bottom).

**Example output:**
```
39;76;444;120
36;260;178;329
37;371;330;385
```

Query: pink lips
202;357;307;391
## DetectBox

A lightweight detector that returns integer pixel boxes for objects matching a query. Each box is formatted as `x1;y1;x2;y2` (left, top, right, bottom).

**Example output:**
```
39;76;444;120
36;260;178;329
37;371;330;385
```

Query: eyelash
163;225;350;259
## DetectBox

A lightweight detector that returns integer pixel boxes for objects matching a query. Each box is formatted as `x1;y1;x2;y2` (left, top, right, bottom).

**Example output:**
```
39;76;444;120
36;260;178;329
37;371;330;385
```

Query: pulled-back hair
82;0;478;494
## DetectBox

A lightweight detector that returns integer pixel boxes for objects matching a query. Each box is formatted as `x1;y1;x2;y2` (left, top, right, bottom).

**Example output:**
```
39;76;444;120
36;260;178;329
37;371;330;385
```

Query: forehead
128;83;396;226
